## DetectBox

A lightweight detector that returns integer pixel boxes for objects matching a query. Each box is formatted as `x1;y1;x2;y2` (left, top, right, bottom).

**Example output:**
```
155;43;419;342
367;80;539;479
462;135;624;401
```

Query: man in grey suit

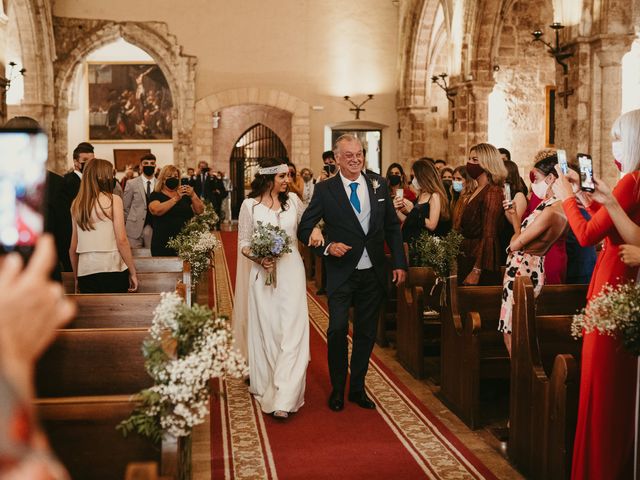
123;153;157;248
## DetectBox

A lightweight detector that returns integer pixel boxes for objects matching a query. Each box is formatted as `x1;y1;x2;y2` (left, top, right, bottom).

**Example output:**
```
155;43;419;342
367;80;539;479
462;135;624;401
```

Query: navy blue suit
298;173;406;392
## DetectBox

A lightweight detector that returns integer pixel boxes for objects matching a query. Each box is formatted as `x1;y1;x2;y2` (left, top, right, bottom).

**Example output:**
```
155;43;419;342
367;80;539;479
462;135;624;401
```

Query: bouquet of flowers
250;221;292;286
410;230;463;278
167;202;221;284
571;282;640;355
118;292;248;444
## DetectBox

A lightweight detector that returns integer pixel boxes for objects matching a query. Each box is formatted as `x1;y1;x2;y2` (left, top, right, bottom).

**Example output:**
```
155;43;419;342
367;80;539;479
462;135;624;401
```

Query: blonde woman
70;159;138;293
457;143;508;285
148;165;204;256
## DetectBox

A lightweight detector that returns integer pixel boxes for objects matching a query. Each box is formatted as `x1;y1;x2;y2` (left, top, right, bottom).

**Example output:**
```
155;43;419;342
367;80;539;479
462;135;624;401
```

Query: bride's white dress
233;194;310;413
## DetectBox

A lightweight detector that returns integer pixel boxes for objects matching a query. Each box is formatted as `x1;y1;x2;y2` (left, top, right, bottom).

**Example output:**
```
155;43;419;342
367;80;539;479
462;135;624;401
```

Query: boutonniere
371;179;380;194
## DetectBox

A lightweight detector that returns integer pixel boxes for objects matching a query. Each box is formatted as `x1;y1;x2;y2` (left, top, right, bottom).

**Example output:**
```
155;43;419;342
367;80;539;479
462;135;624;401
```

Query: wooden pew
133;256;183;273
509;277;587;480
35;396;165;480
439;276;507;429
62;271;182;294
65;294;160;329
36;328;152;397
395;266;442;377
132;248;151;257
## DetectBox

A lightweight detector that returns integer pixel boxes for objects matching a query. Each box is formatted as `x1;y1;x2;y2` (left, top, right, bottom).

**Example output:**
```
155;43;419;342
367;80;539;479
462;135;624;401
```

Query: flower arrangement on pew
167;202;220;284
571;282;640;354
410;230;464;305
250;221;292;286
118;291;248;443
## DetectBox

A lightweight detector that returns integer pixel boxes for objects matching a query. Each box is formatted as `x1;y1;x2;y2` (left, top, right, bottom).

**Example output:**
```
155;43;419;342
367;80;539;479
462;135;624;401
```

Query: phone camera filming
0;129;48;254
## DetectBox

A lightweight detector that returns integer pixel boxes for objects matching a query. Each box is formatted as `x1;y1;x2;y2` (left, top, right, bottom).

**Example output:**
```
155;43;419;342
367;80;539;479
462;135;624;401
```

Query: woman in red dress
555;108;640;479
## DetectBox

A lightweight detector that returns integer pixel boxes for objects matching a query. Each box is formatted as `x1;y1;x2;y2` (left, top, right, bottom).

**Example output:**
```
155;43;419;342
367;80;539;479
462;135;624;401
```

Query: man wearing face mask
123;153;157;248
191;161;226;227
60;142;95;271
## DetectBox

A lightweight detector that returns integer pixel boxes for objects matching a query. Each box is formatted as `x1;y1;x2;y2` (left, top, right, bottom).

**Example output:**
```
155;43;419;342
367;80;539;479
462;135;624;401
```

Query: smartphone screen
503;183;512;202
557;149;568;175
0;128;47;257
180;177;190;185
577;153;595;192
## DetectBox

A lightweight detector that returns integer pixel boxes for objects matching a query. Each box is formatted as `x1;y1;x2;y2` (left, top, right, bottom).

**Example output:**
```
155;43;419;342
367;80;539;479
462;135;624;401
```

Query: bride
233;158;322;419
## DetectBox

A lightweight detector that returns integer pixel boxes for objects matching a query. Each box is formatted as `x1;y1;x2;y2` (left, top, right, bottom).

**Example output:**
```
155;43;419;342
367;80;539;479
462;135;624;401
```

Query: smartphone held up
0;128;48;258
577;153;595;192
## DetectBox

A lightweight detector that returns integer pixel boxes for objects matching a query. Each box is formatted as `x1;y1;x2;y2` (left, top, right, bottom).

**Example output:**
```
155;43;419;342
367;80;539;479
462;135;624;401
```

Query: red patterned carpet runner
210;231;499;480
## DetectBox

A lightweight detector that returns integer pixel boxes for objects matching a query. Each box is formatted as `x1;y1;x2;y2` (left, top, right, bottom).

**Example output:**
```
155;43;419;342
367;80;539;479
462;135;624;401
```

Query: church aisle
210;231;506;479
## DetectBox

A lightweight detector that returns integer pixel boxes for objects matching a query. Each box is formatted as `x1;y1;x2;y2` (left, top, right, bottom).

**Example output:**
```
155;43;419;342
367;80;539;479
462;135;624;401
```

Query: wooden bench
395;266;442;377
133;256;183;273
36;328;152;397
439;276;507;429
132;248;151;257
509;277;587;479
35;396;171;480
62;271;183;294
65;294;161;329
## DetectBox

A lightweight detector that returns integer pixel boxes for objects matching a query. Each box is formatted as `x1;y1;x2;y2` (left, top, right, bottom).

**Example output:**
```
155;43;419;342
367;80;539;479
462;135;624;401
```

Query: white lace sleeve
238;200;254;249
290;193;305;225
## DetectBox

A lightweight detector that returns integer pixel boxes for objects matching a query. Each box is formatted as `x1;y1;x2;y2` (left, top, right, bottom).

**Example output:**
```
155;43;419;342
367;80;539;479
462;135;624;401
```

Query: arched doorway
230;123;288;219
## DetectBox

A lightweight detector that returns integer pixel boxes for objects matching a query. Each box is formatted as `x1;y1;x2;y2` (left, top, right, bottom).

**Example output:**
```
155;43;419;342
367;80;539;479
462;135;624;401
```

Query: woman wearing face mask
553;108;640;480
450;166;476;231
69;159;138;293
148;165;204;256
394;158;451;261
521;150;569;284
386;163;416;222
440;167;454;202
457;143;508;285
498;152;568;355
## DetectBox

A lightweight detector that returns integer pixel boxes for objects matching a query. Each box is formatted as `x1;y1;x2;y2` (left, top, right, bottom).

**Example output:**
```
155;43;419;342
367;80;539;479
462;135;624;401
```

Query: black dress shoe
328;389;344;411
348;391;376;409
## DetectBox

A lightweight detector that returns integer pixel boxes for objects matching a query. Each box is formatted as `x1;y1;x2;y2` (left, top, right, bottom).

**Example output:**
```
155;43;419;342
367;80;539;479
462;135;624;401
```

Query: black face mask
142;165;156;177
388;174;402;186
201;167;210;174
78;162;86;173
442;179;453;189
165;177;179;190
324;164;336;175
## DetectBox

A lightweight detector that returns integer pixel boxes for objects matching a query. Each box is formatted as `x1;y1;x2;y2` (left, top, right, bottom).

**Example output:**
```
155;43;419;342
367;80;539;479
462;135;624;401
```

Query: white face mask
531;178;550;199
411;177;420;191
612;140;625;172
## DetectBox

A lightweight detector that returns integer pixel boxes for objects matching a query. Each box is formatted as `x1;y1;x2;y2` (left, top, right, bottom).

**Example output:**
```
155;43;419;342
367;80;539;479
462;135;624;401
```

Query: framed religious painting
86;62;173;142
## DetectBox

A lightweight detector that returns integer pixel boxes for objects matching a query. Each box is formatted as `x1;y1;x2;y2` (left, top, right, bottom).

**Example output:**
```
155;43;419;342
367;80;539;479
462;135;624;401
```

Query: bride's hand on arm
309;227;325;247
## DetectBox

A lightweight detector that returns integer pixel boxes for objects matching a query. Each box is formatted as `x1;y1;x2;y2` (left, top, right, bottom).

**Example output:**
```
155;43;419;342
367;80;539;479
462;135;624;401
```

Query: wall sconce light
343;94;374;120
431;73;456;104
212;111;220;129
532;22;574;108
4;61;26;91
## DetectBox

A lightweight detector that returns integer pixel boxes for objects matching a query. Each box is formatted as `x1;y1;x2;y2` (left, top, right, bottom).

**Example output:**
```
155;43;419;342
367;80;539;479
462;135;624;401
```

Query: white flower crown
258;164;289;175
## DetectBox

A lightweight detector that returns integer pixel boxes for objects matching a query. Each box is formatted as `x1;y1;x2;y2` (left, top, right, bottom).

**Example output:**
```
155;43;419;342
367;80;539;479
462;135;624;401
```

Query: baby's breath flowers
118;292;248;443
571;282;640;355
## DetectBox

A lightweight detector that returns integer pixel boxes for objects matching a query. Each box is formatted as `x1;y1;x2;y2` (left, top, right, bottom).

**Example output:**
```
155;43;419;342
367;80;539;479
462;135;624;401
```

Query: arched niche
195;88;309;171
52;18;197;173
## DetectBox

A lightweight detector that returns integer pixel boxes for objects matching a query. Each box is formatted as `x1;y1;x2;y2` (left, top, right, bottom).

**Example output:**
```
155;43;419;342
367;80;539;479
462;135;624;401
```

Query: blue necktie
349;182;361;213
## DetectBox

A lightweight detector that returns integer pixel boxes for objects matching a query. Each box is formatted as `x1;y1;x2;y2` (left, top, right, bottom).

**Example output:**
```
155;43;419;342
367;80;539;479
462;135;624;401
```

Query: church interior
1;0;639;479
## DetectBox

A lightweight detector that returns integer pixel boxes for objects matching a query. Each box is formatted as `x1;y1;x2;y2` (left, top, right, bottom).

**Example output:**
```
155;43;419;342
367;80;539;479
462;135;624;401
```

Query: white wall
65;38;173;173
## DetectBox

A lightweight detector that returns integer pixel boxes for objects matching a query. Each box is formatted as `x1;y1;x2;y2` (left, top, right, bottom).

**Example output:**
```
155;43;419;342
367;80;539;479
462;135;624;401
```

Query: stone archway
194;88;310;169
52;17;197;172
3;0;55;151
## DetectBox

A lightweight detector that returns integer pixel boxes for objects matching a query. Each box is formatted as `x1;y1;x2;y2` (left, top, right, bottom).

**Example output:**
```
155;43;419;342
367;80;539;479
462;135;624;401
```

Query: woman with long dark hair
385;163;417;222
69;158;138;293
233;158;322;420
394;158;451;256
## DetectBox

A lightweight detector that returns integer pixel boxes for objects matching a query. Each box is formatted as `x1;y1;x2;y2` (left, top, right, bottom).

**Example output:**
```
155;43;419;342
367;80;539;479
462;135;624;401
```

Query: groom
298;135;406;411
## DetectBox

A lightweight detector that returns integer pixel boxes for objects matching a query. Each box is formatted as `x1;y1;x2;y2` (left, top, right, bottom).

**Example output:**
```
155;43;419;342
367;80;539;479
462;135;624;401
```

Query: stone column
594;35;634;186
449;81;493;163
